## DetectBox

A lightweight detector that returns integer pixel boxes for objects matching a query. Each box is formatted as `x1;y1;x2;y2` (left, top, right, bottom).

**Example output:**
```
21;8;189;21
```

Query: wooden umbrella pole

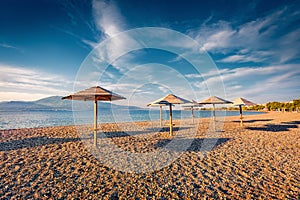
213;104;216;121
160;105;162;127
213;104;216;131
239;105;243;127
192;106;194;124
94;100;98;147
169;104;173;136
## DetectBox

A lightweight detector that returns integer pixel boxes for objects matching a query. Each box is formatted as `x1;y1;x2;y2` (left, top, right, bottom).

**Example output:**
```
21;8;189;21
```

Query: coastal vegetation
227;99;300;112
265;99;300;112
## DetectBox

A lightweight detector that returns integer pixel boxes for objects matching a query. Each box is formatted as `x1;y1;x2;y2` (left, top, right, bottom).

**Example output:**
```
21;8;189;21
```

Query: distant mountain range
0;96;141;111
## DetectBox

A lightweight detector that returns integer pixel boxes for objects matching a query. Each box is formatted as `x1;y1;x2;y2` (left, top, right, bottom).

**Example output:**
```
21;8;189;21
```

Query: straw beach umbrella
147;101;169;127
62;86;126;147
198;96;233;120
233;97;256;126
148;94;190;136
181;100;202;123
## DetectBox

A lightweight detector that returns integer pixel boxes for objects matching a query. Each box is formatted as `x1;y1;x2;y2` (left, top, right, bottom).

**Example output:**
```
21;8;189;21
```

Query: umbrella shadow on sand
95;129;158;138
245;121;299;132
0;136;81;151
145;126;194;132
89;126;194;139
232;119;273;123
153;137;231;152
281;120;300;125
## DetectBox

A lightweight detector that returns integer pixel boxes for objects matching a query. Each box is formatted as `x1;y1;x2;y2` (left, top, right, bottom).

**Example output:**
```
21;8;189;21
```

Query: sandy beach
0;112;299;199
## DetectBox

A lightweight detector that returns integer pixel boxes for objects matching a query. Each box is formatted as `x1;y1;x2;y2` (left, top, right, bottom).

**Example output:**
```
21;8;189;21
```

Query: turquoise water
0;109;263;130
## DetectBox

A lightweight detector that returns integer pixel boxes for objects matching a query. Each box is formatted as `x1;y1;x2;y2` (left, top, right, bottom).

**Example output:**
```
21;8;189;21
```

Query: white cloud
88;0;147;73
227;71;300;103
185;68;229;79
0;43;19;50
277;28;300;63
0;92;49;102
220;55;245;63
189;64;300;103
202;29;235;51
0;64;73;101
220;50;275;63
92;0;124;38
190;7;300;64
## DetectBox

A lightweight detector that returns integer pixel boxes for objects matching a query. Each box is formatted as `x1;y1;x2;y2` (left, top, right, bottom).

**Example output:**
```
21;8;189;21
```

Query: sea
0;109;263;130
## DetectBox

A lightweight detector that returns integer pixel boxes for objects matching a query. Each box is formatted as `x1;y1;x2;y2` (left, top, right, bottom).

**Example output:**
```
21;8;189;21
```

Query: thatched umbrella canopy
233;97;256;126
62;86;126;147
148;94;190;136
198;96;233;119
181;100;202;123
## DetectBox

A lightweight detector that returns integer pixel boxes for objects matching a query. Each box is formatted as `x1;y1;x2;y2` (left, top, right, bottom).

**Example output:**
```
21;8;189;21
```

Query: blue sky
0;0;299;107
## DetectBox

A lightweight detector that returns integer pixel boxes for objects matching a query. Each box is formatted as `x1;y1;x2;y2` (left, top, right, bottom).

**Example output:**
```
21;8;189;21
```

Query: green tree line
265;99;300;111
228;105;265;111
227;99;300;112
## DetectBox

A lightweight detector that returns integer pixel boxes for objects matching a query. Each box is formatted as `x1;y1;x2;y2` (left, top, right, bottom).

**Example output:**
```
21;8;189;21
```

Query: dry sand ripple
0;112;299;199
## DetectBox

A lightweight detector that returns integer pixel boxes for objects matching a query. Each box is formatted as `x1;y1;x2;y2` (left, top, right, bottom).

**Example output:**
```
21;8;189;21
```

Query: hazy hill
0;96;141;111
0;101;52;111
34;96;72;109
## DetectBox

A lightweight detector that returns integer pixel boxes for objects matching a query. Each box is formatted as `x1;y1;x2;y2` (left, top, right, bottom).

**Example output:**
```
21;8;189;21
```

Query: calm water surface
0;109;263;130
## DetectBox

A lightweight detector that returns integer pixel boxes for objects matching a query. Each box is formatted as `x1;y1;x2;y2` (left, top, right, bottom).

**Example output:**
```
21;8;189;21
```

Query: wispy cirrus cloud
0;43;23;53
219;50;274;63
92;0;124;38
0;43;18;50
87;0;144;72
187;64;300;103
190;6;300;64
0;64;73;101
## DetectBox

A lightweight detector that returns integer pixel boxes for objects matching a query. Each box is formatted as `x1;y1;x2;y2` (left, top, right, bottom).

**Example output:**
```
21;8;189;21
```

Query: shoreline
1;112;299;198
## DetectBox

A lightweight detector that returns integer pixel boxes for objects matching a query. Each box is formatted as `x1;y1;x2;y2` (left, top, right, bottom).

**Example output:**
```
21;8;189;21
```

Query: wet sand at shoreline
0;112;299;199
